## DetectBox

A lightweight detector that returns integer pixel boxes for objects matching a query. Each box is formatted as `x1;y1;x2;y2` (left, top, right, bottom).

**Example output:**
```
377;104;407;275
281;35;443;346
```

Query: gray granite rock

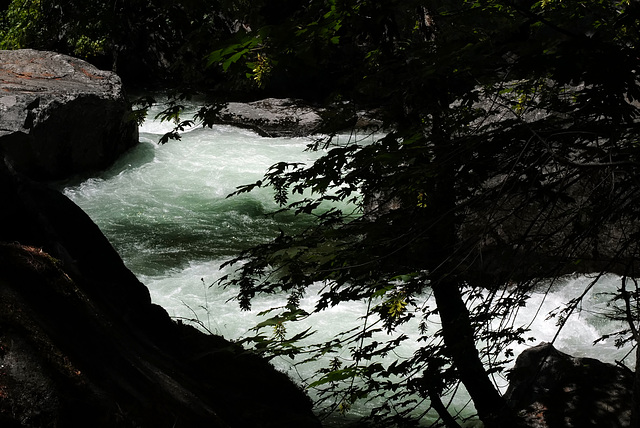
213;97;382;137
505;342;634;428
216;98;324;137
0;49;138;180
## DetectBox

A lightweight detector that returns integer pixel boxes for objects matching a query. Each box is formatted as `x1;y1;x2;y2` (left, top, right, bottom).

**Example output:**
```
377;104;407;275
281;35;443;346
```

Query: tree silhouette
214;1;640;426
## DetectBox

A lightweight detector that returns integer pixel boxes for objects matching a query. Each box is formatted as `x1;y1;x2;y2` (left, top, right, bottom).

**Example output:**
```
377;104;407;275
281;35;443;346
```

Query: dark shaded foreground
0;157;321;427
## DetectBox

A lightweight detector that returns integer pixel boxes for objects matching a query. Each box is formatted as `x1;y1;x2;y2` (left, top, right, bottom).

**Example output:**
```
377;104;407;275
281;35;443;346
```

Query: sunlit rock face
505;342;633;428
211;97;381;137
0;49;138;180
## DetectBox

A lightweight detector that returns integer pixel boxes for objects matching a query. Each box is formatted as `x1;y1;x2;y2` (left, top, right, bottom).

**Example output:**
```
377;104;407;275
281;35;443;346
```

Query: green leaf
308;367;363;388
222;49;249;71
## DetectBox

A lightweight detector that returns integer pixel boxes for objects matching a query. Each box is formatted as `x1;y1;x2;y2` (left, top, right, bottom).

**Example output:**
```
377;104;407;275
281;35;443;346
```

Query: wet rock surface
213;97;382;137
506;342;634;428
220;98;324;137
0;49;138;180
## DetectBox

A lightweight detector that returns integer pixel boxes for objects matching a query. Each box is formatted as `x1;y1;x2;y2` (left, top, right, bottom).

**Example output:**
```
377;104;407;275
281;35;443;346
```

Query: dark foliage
211;1;640;426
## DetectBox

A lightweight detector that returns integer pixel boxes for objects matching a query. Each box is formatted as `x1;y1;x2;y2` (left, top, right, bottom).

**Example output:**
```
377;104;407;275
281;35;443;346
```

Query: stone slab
0;49;138;180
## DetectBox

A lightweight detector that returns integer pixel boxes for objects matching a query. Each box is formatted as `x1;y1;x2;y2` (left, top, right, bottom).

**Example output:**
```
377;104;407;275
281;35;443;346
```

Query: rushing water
60;101;636;426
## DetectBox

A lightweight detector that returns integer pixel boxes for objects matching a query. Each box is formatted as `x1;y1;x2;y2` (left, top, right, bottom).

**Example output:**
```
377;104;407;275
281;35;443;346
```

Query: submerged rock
505;342;634;428
0;158;320;428
0;49;138;180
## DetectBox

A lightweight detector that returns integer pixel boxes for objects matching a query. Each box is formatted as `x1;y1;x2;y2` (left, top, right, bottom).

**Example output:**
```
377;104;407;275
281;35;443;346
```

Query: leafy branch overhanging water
204;1;640;426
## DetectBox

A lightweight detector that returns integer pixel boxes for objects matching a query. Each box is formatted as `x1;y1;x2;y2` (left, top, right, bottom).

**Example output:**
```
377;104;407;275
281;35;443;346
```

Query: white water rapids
59;101;635;426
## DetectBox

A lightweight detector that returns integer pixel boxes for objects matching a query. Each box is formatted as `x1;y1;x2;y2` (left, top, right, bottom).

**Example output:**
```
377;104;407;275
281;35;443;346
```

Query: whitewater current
59;102;635;426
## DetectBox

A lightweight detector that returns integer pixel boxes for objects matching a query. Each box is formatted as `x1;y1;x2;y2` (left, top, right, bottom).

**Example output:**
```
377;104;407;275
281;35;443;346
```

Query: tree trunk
431;278;511;426
426;104;513;427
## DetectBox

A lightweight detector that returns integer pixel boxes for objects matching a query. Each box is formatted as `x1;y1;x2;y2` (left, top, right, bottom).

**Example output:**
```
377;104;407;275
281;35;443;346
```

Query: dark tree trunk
426;104;514;427
427;384;463;428
431;279;510;426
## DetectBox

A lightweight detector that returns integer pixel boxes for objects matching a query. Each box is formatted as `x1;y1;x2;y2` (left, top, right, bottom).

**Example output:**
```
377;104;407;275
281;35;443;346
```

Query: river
59;100;635;426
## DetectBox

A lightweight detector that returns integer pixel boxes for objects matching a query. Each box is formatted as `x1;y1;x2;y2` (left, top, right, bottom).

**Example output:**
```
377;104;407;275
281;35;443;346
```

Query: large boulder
0;158;320;428
207;97;382;137
505;342;634;428
0;49;138;180
220;98;325;137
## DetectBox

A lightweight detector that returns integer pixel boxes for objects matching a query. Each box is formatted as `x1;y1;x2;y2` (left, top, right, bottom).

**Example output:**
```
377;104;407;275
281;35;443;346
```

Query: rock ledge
0;49;138;180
